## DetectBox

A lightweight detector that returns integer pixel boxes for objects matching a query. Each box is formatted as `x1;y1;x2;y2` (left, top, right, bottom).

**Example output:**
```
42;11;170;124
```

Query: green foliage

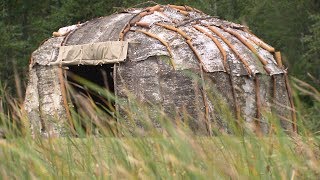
303;14;320;84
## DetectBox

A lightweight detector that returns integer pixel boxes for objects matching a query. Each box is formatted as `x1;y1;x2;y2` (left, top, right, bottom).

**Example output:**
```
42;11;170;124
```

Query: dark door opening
66;64;115;115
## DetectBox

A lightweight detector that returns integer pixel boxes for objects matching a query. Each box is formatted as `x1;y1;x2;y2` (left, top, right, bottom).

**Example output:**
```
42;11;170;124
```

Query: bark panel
272;74;293;132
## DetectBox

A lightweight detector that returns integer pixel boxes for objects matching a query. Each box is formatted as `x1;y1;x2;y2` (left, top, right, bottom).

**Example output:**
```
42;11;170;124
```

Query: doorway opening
66;64;115;115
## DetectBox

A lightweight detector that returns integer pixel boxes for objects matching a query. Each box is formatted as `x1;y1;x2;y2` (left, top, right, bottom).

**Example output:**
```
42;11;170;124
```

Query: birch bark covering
25;37;68;137
24;5;295;136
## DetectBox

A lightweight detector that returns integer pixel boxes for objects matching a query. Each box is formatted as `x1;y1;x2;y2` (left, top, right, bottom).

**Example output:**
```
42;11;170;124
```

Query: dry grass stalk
12;60;23;103
292;77;320;102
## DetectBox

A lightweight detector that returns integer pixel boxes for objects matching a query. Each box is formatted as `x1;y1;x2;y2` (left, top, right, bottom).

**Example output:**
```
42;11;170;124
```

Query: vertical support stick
255;76;262;134
199;68;212;136
284;74;297;133
58;67;75;134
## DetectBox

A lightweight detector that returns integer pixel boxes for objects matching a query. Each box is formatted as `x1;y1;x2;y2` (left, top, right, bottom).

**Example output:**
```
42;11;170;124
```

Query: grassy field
0;77;319;179
0;125;319;179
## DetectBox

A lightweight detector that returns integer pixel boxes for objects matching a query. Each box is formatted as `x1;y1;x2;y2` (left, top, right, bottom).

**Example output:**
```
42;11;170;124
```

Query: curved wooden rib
168;4;188;11
120;11;153;40
178;10;189;16
185;5;202;13
135;29;176;70
206;25;253;76
156;23;208;72
192;25;228;72
119;5;162;41
155;22;210;127
274;51;283;68
200;25;242;121
119;4;200;41
146;4;161;13
221;26;271;74
155;23;191;40
119;24;131;41
201;25;243;121
135;22;150;28
185;39;209;72
244;29;275;53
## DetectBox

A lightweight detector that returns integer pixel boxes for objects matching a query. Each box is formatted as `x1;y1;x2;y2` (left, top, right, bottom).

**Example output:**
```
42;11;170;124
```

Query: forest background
0;0;319;131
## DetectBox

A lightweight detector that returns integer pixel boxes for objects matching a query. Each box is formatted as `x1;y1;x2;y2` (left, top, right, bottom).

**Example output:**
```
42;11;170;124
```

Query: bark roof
33;4;285;76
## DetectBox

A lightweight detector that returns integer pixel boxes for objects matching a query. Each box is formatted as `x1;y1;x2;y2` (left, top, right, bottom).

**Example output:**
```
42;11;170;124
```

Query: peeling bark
24;5;295;136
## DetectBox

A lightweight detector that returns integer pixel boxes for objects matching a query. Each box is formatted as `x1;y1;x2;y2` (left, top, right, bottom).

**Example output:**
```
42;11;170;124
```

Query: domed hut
24;4;296;137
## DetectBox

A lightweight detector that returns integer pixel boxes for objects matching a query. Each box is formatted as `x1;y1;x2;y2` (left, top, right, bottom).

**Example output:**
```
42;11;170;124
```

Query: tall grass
0;75;319;179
